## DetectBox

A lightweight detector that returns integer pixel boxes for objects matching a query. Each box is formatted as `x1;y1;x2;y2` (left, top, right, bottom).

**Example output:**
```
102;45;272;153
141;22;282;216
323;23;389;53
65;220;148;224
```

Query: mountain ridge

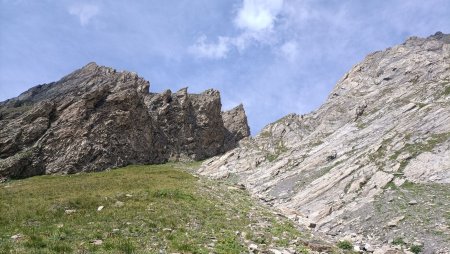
0;62;250;178
198;32;450;253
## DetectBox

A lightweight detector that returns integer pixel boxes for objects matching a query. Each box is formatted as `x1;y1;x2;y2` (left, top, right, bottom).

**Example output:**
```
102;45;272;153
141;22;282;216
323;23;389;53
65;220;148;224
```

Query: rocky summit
199;32;450;253
0;62;250;178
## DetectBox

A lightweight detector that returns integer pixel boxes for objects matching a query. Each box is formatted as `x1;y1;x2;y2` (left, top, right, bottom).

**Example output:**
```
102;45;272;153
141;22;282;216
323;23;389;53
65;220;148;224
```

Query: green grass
410;244;423;254
266;153;279;162
392;237;405;245
389;132;450;171
265;142;288;162
337;240;353;250
0;163;311;253
259;131;272;138
383;181;399;190
443;84;450;96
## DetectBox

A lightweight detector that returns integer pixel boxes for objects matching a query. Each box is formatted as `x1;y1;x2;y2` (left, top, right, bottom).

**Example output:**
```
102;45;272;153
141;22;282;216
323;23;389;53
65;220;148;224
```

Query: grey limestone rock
198;32;450;250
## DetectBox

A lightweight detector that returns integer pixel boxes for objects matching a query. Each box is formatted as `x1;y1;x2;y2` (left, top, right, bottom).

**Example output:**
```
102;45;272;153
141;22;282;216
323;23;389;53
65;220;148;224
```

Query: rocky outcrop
198;32;450;252
222;104;251;151
0;62;250;178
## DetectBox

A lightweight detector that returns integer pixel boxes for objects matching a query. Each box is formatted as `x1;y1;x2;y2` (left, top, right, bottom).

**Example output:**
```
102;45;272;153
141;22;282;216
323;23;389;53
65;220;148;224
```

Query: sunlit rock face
199;32;450;252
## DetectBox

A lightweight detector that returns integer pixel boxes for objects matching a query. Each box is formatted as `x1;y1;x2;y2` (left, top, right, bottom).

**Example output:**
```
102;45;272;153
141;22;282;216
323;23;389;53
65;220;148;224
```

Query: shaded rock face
145;88;233;161
199;33;450;251
0;62;250;178
222;104;251;151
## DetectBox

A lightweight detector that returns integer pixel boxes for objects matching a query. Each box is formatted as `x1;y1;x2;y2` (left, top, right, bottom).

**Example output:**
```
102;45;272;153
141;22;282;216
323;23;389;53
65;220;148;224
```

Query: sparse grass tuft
383;181;399;190
265;142;288;162
337;240;353;250
443;85;450;96
392;237;405;245
389;132;450;172
259;131;272;138
410;244;423;254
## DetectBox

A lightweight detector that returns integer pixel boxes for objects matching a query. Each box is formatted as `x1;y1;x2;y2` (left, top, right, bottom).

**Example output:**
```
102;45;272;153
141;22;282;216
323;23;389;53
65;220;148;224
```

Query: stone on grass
90;239;103;245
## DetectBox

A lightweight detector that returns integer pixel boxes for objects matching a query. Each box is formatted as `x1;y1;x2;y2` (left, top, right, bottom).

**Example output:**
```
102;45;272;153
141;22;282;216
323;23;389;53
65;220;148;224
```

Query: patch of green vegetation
266;153;279;162
215;233;245;253
392;237;405;245
259;131;272;138
369;136;394;169
116;239;136;254
383;180;399;190
446;211;450;227
265;142;288;162
356;121;367;130
0;163;311;253
296;246;311;253
337;240;353;250
269;220;304;247
416;102;427;109
443;84;450;96
389;132;450;171
400;180;416;189
410;244;423;254
152;188;195;200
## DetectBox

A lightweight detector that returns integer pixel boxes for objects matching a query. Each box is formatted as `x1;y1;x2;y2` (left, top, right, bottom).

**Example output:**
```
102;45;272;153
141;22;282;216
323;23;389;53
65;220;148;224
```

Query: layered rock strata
199;32;450;252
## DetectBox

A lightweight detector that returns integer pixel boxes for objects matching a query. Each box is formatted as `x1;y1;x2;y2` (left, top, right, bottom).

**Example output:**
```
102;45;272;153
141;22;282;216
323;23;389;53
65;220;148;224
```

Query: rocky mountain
0;62;249;178
199;32;450;253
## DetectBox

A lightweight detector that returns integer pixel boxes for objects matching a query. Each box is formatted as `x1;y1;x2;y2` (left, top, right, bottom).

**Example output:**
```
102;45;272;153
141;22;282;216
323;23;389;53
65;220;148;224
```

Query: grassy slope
0;163;321;253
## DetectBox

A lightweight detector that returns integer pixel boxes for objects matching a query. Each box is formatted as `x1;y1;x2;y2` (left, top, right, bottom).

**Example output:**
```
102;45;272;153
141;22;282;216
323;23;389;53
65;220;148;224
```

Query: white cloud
188;0;285;59
68;3;99;26
188;35;231;59
234;0;284;32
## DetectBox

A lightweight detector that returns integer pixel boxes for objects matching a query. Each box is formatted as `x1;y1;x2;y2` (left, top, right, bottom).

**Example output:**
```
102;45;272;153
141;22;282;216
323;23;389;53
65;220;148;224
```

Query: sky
1;0;449;134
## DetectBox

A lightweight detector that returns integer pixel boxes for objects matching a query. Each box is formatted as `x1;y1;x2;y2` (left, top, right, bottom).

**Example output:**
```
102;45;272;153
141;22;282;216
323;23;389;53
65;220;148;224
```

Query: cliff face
0;63;250;178
199;32;450;252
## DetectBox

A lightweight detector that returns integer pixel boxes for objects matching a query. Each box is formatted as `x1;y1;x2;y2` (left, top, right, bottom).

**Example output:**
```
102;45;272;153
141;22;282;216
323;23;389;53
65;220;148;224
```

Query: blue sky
1;0;449;133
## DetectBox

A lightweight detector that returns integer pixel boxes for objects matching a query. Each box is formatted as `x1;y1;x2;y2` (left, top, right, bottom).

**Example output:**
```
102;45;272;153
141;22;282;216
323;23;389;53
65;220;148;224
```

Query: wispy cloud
188;35;231;59
68;3;100;26
189;0;286;59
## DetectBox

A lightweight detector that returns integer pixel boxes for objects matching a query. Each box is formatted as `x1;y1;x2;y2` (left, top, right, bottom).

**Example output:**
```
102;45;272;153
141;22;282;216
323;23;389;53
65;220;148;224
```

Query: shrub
410;245;423;254
337;240;353;250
